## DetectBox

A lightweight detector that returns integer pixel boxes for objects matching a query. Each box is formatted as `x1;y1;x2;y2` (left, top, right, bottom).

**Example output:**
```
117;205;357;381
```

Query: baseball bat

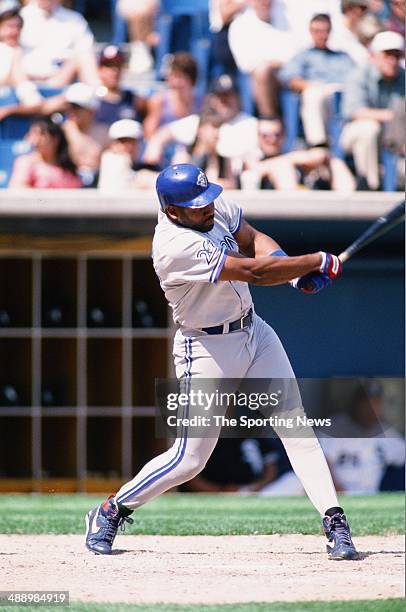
339;200;405;263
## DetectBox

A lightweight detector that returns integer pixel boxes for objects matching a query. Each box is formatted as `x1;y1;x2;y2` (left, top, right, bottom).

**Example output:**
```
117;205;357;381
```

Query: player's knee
179;454;207;481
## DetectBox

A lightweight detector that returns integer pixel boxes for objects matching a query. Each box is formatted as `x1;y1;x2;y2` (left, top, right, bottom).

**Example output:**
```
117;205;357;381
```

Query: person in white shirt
228;0;297;116
143;75;258;169
320;383;405;494
20;0;98;86
98;119;158;191
328;0;370;66
260;381;405;496
62;82;102;187
0;0;42;117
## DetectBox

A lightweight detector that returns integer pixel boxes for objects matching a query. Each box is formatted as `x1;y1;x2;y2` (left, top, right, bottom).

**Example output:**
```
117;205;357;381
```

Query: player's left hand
319;252;342;279
291;272;332;294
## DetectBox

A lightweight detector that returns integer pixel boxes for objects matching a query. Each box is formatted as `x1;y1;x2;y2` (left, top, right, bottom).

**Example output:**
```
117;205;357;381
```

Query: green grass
0;493;403;536
0;600;404;612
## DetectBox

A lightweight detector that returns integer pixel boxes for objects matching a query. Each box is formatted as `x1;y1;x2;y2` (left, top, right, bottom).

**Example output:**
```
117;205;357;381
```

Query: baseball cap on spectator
0;0;21;19
210;74;237;95
65;83;100;111
108;119;143;141
370;31;404;53
99;44;126;66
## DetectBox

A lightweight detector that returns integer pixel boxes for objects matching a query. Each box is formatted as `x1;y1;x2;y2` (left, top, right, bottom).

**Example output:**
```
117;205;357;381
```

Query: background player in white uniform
85;163;358;560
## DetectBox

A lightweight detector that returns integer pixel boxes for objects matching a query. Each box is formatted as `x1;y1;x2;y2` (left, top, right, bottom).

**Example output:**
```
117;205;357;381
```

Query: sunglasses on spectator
100;60;124;68
116;137;138;143
259;129;284;138
68;103;87;110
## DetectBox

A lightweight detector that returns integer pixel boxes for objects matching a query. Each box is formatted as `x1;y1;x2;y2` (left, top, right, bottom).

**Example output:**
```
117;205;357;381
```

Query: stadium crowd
0;0;404;190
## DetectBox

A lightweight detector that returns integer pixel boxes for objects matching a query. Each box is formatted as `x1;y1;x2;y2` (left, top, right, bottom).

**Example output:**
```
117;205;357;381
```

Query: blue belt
202;308;253;335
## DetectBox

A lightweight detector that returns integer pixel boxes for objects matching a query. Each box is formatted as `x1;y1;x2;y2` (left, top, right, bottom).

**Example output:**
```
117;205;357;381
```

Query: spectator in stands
143;52;202;139
280;14;354;147
0;0;25;83
261;382;405;496
98;119;159;191
93;44;147;145
62;82;102;187
270;0;343;50
356;12;385;47
143;75;258;168
367;0;389;21
319;383;405;494
186;110;237;189
340;30;404;190
0;0;42;115
26;44;147;146
19;0;98;86
209;0;245;75
9;116;82;188
328;0;370;65
116;0;159;76
203;74;259;162
228;0;297;116
241;116;356;190
384;0;405;36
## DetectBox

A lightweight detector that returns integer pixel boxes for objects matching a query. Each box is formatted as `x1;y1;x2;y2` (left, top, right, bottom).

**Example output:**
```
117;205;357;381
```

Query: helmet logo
196;171;208;188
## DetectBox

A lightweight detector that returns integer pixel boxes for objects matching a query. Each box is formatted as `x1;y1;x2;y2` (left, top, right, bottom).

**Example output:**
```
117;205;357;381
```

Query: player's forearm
246;253;322;286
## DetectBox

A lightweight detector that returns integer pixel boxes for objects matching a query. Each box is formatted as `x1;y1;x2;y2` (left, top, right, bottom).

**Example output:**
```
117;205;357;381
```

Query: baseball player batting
85;163;358;560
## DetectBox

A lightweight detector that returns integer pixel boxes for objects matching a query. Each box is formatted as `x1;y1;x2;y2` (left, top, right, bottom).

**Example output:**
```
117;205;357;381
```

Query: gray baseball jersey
152;196;253;329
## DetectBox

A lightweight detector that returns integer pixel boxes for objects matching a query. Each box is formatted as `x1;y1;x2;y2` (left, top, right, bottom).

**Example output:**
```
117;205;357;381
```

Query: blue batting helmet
156;164;223;211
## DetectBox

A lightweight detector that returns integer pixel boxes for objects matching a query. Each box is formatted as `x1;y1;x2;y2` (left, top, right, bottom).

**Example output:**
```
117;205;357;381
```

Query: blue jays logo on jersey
220;235;238;252
197;239;217;265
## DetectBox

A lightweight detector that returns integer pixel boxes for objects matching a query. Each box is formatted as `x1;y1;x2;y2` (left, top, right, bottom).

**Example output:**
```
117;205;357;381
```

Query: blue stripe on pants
116;338;192;504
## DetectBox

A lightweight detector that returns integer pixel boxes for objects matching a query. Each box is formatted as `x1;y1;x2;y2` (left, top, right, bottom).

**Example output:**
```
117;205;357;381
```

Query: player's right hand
319;252;342;279
291;272;332;294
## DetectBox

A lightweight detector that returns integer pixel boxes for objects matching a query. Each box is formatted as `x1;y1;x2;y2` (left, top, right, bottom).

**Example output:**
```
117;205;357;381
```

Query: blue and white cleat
85;496;133;555
323;512;359;560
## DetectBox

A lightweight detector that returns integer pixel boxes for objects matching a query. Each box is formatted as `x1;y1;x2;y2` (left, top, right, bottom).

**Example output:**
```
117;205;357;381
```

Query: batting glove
291;272;332;294
319;252;342;279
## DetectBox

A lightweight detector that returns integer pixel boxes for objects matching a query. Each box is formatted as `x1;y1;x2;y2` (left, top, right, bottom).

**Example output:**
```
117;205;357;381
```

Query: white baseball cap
0;0;20;19
65;83;100;111
108;119;143;140
370;31;404;53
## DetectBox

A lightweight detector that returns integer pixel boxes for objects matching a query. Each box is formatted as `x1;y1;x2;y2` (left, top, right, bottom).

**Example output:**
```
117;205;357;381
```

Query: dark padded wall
248;219;404;377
